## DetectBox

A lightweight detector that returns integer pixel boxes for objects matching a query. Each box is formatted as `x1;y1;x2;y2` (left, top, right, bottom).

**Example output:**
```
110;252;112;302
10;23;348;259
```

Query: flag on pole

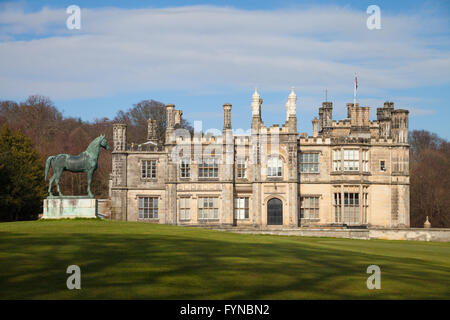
355;73;358;91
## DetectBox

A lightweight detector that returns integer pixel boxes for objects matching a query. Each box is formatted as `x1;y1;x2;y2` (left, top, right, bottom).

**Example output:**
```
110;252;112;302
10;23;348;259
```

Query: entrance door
267;198;283;225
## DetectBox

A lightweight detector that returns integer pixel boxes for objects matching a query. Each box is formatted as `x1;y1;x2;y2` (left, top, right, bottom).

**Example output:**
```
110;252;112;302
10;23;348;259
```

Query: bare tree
410;130;450;228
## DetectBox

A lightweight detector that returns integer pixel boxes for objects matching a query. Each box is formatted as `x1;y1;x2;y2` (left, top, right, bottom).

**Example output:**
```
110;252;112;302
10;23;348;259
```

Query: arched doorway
267;198;283;225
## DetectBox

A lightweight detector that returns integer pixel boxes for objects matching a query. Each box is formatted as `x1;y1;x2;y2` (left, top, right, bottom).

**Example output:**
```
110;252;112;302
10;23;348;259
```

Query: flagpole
354;72;357;107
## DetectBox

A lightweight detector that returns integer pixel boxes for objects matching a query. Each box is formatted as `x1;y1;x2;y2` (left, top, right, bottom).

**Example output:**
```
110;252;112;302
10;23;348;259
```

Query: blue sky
1;0;449;138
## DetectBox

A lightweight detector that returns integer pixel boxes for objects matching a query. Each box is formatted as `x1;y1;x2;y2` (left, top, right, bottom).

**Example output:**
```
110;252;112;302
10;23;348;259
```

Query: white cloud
0;5;449;100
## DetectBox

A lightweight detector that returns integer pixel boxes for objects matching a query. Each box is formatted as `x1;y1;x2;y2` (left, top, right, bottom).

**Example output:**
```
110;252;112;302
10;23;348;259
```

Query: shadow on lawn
1;229;449;299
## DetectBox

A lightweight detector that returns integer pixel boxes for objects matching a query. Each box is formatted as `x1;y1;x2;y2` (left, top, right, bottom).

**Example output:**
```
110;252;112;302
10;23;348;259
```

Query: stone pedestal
43;197;98;219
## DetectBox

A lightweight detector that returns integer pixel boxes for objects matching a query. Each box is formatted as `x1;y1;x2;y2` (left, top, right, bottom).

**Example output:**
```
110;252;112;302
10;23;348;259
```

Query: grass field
0;219;449;299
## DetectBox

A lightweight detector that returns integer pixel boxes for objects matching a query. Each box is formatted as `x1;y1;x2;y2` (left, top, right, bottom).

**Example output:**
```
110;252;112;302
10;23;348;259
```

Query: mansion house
110;88;410;228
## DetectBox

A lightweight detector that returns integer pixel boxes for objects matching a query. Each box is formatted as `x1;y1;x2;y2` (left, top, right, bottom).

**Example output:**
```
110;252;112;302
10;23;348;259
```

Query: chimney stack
165;104;175;144
319;101;333;133
223;103;232;130
174;110;182;126
147;119;157;142
312;117;319;137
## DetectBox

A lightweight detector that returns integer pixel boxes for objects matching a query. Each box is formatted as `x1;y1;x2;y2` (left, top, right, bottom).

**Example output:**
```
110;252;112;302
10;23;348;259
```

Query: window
180;198;190;220
334;193;342;223
344;193;359;224
300;196;319;219
362;150;369;172
299;153;319;173
198;197;219;219
234;197;249;219
138;197;158;219
267;157;282;177
344;149;359;171
380;160;386;172
362;192;368;224
333;149;341;171
199;158;219;178
141;160;157;179
180;159;190;178
236;159;247;178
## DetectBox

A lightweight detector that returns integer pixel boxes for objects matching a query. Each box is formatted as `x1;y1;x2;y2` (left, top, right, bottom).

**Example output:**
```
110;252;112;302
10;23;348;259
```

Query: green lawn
0;220;449;299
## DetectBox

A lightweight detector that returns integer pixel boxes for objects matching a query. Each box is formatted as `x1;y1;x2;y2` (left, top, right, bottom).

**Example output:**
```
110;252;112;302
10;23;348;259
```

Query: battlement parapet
330;136;371;145
299;136;331;145
124;143;164;153
370;137;394;144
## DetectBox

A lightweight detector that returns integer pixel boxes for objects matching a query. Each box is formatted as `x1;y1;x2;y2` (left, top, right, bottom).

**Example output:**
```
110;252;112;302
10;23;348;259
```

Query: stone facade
110;89;410;228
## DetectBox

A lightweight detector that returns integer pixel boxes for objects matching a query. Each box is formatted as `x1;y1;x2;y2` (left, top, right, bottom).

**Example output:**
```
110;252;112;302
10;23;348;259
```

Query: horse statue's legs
48;174;55;196
87;169;94;198
54;167;64;197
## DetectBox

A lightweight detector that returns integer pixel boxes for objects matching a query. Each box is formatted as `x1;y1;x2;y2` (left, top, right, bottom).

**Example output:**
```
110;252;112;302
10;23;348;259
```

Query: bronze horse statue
45;135;110;198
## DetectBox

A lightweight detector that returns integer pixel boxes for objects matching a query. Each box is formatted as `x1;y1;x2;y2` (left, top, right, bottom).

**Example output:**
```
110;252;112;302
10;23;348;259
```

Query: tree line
409;130;449;228
0;95;448;227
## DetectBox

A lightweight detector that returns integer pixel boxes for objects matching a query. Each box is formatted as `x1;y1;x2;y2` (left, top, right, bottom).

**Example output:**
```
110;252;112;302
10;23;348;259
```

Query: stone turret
347;103;370;136
113;123;127;151
286;87;297;132
286;87;297;120
222;103;234;182
377;102;394;138
251;88;262;130
391;109;409;143
111;123;128;220
318;101;333;133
